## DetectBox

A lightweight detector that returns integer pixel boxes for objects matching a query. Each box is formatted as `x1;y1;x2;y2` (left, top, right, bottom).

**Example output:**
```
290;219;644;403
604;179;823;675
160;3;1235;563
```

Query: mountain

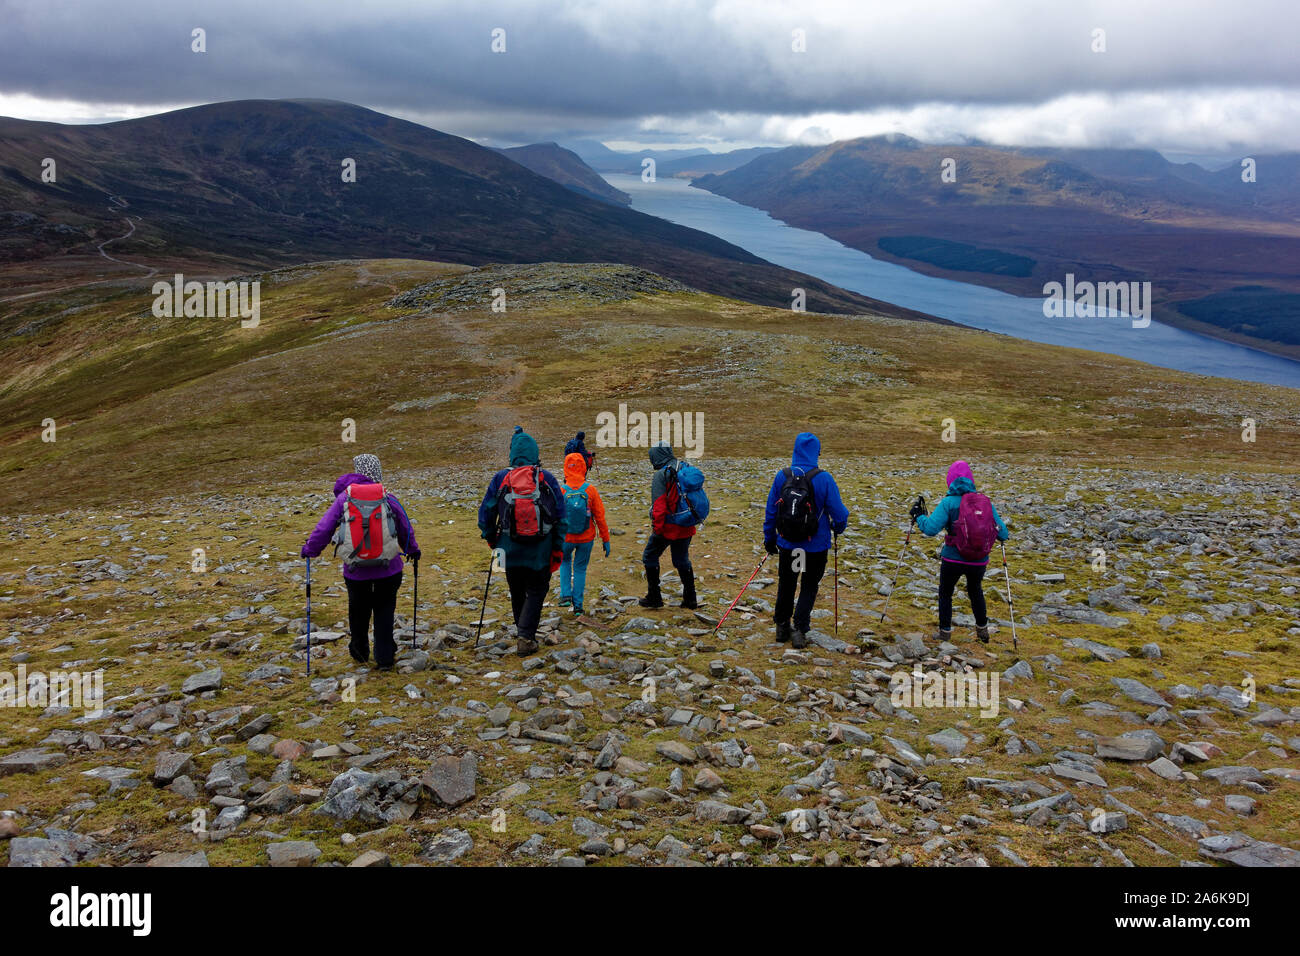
563;139;712;173
695;137;1300;357
657;147;780;179
0;100;920;318
492;142;630;205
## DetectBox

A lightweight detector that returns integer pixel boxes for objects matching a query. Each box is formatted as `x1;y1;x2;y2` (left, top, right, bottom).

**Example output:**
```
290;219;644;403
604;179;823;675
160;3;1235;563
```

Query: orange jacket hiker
563;452;610;546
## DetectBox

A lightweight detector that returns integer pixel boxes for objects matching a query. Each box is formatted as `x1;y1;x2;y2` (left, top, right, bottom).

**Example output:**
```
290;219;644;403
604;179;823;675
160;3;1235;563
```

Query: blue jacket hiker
762;432;850;647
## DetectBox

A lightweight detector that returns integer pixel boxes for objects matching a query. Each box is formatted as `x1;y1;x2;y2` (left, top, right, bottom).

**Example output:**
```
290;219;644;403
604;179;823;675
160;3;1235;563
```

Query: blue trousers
560;540;594;609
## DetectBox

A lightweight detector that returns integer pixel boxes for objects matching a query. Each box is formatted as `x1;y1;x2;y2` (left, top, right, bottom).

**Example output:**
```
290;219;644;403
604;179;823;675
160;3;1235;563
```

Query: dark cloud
1;0;1297;148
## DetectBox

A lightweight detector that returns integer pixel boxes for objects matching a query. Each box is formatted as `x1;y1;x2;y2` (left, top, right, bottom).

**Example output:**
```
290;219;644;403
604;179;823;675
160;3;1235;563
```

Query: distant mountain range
563;140;778;178
695;135;1300;357
0;100;928;318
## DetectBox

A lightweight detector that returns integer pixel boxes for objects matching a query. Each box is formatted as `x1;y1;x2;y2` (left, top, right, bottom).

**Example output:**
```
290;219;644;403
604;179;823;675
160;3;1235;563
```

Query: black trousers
774;547;828;633
938;559;987;630
505;566;552;642
642;534;692;572
346;572;403;665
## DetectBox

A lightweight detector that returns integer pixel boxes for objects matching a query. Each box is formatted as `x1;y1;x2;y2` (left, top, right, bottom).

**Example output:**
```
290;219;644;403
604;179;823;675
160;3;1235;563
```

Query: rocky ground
2;457;1297;867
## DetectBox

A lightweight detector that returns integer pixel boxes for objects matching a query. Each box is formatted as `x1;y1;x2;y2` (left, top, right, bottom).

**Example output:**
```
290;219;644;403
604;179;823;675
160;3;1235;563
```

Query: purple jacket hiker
301;472;419;581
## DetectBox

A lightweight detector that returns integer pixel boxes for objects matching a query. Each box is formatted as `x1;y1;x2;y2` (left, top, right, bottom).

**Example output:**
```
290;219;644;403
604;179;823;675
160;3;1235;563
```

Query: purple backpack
949;492;997;560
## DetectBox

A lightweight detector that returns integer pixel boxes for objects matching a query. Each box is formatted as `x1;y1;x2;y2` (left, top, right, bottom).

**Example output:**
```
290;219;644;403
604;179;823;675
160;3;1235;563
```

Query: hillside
493;143;631;206
0;99;906;318
0;260;1297;868
695;137;1300;357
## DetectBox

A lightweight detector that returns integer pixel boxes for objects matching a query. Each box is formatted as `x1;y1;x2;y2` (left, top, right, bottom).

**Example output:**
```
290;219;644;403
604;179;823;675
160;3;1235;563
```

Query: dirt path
95;195;157;277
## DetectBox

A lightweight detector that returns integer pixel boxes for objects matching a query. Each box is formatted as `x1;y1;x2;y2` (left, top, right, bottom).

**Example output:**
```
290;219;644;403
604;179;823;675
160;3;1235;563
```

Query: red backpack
497;466;557;542
332;483;401;567
948;492;998;561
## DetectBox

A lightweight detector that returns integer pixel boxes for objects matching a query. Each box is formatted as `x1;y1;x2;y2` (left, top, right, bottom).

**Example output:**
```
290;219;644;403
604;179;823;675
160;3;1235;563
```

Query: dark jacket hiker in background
564;431;595;471
640;440;697;609
478;430;567;656
912;460;1009;643
302;453;420;670
762;433;849;648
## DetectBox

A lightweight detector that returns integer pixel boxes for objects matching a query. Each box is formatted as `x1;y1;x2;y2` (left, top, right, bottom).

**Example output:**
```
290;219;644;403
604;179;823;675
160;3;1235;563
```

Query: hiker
640;440;699;609
564;430;595;471
762;432;849;648
910;460;1009;643
558;451;611;616
301;453;420;671
477;429;567;656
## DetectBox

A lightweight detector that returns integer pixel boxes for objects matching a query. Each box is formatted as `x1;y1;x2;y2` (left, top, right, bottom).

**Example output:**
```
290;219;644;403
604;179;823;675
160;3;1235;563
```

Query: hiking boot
678;568;698;609
375;662;394;672
775;621;793;644
639;567;664;608
934;627;953;643
558;596;573;608
572;605;584;616
348;640;369;665
975;625;991;644
792;627;810;649
516;637;539;657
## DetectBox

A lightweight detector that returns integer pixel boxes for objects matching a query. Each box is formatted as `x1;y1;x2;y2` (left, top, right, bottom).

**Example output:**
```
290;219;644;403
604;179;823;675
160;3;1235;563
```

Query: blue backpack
564;482;591;534
667;463;710;526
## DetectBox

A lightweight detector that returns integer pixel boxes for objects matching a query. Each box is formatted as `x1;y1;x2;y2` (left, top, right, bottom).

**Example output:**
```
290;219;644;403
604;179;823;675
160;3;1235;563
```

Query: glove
764;538;778;555
908;496;927;521
603;541;611;558
300;544;311;559
408;548;421;563
550;550;563;574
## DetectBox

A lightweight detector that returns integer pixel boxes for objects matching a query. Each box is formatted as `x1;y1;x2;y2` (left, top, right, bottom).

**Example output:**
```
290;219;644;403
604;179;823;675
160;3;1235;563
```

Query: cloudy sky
1;0;1297;159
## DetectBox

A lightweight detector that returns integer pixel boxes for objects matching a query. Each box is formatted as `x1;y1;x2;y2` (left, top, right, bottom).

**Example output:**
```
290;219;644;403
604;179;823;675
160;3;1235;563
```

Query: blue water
605;173;1300;389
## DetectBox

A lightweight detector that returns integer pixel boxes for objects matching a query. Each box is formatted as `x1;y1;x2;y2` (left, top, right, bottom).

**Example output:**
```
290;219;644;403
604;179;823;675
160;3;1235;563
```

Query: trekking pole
879;520;915;624
714;553;768;634
304;556;312;676
833;532;839;639
999;542;1019;651
411;556;419;651
473;557;495;649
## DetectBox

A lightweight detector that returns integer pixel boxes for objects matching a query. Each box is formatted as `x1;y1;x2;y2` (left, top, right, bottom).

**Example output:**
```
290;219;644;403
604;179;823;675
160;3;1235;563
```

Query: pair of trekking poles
303;553;420;675
877;497;1018;650
713;531;842;639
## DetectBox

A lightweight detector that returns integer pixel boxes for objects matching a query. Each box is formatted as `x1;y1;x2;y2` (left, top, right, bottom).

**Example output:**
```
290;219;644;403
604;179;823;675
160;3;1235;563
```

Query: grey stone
182;668;223;694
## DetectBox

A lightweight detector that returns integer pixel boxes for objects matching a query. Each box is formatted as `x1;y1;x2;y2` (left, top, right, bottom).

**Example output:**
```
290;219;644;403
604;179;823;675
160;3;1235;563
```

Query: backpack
564;481;591;535
948;492;998;560
666;463;710;526
332;483;401;567
497;466;557;543
775;466;822;542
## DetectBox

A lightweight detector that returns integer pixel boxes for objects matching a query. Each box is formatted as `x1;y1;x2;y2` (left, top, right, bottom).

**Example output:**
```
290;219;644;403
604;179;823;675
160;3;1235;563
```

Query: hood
563;452;589;487
648;441;676;470
333;472;372;496
946;460;974;487
792;432;820;470
510;430;540;467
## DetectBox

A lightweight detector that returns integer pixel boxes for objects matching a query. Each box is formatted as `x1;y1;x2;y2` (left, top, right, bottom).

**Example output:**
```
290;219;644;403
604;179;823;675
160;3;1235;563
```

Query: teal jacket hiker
914;463;1009;566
